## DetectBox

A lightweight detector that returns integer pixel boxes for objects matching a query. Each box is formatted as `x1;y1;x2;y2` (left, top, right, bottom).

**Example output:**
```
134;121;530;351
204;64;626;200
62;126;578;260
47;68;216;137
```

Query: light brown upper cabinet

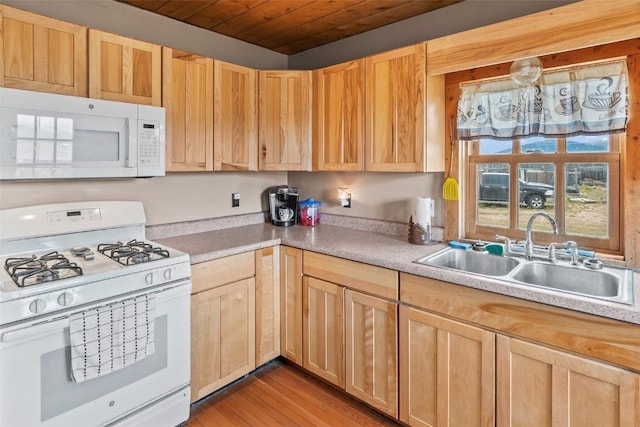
213;60;258;171
162;48;214;172
365;43;444;172
258;70;312;171
0;5;87;96
313;59;365;171
88;29;161;106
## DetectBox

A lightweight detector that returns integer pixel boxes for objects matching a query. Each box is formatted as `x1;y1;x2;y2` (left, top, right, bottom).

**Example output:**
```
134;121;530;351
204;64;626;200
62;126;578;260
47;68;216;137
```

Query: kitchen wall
0;172;287;225
288;172;445;226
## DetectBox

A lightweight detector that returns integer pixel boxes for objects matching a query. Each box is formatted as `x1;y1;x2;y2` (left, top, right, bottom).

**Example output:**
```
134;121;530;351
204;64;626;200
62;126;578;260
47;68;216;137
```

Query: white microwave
0;88;165;180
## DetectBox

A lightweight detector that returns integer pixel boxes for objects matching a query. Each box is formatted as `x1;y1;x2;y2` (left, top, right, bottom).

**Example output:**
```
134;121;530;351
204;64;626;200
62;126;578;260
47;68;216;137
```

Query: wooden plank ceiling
115;0;462;54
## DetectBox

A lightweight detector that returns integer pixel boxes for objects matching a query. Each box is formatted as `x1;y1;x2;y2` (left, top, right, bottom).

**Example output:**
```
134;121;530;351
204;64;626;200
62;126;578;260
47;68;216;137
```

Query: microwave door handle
125;118;137;168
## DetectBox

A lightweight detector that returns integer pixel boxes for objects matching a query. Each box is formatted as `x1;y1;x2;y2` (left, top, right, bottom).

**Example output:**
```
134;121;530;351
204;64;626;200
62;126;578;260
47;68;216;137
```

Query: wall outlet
232;193;240;207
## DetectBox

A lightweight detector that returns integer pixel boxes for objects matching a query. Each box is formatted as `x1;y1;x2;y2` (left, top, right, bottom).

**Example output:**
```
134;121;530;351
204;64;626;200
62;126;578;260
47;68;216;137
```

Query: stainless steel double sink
415;247;634;304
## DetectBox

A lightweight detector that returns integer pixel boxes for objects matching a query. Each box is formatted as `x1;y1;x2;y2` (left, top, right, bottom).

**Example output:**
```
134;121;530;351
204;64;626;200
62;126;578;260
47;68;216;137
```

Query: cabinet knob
262;146;267;157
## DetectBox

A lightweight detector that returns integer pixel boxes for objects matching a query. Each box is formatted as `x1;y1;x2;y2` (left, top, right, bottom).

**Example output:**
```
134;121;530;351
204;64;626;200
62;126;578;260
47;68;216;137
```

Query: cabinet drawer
303;251;398;300
192;251;255;294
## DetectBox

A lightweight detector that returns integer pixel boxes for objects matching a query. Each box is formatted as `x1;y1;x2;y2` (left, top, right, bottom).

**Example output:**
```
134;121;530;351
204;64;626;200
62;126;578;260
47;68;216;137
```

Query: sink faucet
548;240;580;265
557;240;580;265
525;213;558;260
565;241;580;265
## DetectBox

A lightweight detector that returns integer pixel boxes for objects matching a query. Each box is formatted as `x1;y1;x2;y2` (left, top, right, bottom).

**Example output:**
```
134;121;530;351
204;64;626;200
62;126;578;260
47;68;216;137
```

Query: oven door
0;281;190;427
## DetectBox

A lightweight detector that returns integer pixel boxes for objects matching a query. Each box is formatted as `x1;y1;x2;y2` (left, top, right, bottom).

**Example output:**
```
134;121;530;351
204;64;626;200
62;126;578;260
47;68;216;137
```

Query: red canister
299;198;321;226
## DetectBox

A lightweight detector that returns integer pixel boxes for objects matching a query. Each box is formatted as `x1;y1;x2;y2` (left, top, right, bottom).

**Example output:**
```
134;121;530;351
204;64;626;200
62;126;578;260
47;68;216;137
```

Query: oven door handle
1;317;66;344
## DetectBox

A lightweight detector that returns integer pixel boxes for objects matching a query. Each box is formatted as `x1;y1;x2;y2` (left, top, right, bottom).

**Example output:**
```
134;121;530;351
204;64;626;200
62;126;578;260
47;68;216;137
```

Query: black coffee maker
268;185;299;227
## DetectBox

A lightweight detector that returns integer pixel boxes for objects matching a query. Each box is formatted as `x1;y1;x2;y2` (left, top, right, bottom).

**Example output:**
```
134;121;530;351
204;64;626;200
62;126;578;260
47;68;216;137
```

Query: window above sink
465;133;622;255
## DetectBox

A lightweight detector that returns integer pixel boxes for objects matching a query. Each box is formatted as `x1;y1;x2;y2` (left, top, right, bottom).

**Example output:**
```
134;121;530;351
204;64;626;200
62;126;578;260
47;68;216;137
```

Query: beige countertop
156;222;640;325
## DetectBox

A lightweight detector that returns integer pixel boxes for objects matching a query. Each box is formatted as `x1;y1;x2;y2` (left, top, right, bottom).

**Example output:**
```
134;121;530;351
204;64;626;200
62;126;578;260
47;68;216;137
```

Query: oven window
40;316;168;422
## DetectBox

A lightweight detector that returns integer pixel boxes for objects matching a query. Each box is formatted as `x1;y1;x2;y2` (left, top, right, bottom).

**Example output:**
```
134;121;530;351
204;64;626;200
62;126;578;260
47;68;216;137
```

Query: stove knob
29;299;47;314
145;272;154;285
57;292;74;307
163;268;172;281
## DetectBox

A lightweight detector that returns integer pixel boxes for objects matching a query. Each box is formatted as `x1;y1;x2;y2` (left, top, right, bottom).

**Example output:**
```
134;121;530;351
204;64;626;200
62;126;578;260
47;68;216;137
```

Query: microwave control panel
138;121;161;166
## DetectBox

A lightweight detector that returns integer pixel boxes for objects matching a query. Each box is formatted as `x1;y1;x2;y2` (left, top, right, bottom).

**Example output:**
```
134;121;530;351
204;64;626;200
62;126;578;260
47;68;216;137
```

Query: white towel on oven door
69;293;156;383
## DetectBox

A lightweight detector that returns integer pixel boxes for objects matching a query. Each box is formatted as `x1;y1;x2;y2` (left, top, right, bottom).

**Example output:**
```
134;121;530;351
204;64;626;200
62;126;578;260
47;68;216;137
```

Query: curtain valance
456;60;629;140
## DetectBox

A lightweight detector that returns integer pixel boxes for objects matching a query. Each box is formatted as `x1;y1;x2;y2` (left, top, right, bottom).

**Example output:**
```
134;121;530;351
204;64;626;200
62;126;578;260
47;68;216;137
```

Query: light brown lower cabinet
255;247;281;366
191;248;638;427
497;335;640;427
190;277;256;402
190;252;256;403
399;305;496;427
345;289;398;418
303;276;344;387
280;246;303;365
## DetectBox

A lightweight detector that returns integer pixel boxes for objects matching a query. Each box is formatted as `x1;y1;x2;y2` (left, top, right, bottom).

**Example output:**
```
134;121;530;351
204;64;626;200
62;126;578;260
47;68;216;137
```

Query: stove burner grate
4;251;83;287
97;239;170;266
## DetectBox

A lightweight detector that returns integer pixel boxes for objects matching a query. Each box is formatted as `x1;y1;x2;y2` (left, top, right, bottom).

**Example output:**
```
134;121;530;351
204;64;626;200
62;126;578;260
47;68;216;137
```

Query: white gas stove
0;201;190;325
0;201;192;427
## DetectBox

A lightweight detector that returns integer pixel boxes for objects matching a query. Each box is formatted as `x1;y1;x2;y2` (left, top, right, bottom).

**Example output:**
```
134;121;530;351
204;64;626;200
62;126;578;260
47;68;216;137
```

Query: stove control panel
144;267;177;286
47;208;102;224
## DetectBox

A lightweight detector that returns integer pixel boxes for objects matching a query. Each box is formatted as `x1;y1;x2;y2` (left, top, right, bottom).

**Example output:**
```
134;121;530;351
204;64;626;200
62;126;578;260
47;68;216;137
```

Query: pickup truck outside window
479;172;554;209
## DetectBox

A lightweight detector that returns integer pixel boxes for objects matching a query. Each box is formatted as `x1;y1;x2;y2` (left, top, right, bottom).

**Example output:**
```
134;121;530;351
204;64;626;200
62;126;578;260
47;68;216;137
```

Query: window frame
463;135;622;255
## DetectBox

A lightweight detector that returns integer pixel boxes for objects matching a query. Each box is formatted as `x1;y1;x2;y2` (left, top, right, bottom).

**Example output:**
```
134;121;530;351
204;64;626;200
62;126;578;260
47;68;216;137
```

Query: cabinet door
280;246;303;365
191;278;256;403
162;47;213;172
313;59;364;171
365;43;426;172
88;29;161;105
345;289;398;417
255;246;280;366
303;276;344;387
213;60;257;171
258;70;311;171
497;335;640;427
0;5;87;96
399;305;495;427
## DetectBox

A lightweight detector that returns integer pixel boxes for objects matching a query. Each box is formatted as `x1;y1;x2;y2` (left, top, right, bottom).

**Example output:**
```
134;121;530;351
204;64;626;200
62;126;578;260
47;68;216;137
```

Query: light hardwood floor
186;359;401;426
